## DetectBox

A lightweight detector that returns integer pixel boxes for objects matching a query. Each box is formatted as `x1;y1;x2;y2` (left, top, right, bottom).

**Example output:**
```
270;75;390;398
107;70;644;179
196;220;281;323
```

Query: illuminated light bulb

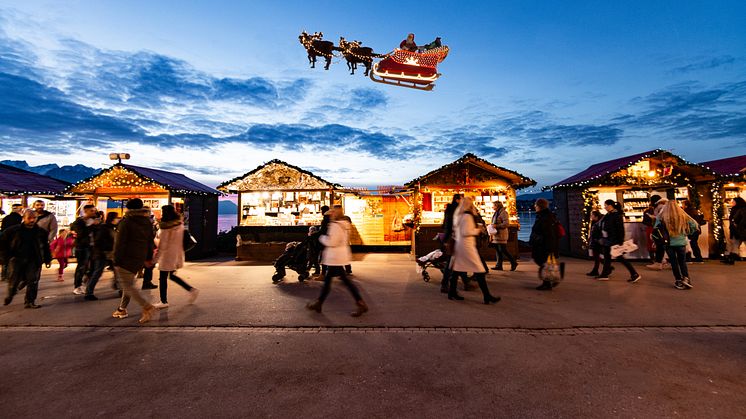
728;183;736;187
647;170;656;178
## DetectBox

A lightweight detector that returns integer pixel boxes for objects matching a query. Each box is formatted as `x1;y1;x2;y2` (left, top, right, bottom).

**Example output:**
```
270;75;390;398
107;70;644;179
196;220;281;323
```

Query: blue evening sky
0;0;745;190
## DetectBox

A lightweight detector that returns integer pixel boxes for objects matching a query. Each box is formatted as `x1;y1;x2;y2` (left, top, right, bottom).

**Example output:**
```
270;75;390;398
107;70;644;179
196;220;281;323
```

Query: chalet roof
0;163;70;196
217;159;341;192
699;155;746;179
67;163;219;195
551;149;716;189
405;153;536;189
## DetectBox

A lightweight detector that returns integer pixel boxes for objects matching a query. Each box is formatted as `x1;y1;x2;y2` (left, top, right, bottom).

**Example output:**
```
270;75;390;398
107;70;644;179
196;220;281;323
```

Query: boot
448;293;464;301
351;300;368;317
720;254;735;265
306;300;322;313
536;281;552;291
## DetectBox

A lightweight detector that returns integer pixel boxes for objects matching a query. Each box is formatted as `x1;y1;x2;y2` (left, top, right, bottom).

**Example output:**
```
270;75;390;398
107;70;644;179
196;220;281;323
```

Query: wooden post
236;191;242;227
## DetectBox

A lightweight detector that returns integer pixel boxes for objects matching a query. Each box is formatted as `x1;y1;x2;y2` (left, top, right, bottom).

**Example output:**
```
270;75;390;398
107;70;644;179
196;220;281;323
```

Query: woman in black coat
597;200;641;282
529;199;560;290
722;197;746;265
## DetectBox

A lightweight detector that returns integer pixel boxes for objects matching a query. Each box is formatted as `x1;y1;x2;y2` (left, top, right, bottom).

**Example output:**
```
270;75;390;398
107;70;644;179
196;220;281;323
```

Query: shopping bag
610;239;638;258
541;254;562;283
183;230;197;252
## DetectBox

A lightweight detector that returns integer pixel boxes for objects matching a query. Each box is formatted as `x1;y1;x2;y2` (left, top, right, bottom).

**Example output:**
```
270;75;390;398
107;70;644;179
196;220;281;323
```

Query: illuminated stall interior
342;187;413;246
218;160;340;227
407;153;536;257
551;149;718;258
0;163;74;230
700;155;746;256
67;163;219;258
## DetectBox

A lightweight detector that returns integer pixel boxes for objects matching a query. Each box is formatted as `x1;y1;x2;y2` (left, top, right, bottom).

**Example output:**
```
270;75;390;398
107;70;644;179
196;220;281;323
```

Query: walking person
84;213;116;301
440;194;472;294
449;197;500;304
646;196;669;270
140;211;159;290
306;206;368;316
681;199;706;263
597;200;642;282
70;204;98;295
721;197;746;265
489;201;517;271
1;210;52;308
50;229;74;282
585;210;604;277
111;199;157;323
1;204;23;282
152;205;199;309
32;200;58;244
529;198;561;290
655;201;699;290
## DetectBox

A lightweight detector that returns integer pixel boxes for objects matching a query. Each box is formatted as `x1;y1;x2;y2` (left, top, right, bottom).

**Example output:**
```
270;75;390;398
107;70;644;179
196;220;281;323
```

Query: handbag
651;222;670;246
183;230;197;252
541;254;562;283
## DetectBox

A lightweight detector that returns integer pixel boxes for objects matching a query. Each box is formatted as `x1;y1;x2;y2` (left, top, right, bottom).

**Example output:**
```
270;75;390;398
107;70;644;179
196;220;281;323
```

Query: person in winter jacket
655;201;699;290
32;200;58;243
449;197;500;304
83;212;118;300
306;206;368;317
152;205;198;309
1;210;52;308
50;229;74;281
722;197;746;265
489;201;517;271
70;204;98;295
111;199;156;324
529;198;561;290
586;210;604;277
597;200;641;283
681;199;705;263
1;204;23;282
440;194;472;294
646;196;669;270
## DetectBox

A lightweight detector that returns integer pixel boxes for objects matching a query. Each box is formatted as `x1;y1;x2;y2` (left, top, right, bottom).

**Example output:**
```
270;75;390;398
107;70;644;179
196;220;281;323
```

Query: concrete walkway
1;255;744;418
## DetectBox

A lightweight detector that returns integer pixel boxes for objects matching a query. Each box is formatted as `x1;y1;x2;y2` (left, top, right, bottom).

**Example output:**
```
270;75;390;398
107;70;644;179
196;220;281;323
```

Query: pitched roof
0;163;70;195
67;163;219;195
405;153;536;189
699;155;746;178
550;149;716;189
217;159;341;192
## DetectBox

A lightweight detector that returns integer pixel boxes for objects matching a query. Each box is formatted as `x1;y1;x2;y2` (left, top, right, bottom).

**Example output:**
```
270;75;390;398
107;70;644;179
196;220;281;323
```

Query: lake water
220;212;537;241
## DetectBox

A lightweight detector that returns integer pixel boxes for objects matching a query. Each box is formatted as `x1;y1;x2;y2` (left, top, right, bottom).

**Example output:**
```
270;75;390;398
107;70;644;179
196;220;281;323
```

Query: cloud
671;55;736;74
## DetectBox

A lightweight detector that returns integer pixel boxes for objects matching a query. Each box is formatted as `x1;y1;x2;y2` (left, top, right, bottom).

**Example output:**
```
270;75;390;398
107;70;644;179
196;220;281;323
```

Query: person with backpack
529;198;562;290
152;205;199;309
597;200;642;283
655;201;699;290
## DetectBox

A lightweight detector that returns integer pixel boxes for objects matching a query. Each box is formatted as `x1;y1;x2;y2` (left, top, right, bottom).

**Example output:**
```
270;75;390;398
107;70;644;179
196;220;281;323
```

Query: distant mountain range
1;160;98;183
218;200;238;214
515;191;553;201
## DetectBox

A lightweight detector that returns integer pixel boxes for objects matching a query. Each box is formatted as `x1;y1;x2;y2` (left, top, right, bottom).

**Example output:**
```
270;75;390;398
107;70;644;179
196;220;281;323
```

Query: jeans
6;258;42;305
653;240;666;263
687;231;703;261
116;267;151;310
85;257;107;296
589;247;601;273
493;243;516;268
318;266;362;303
74;247;91;288
142;266;154;285
158;270;193;304
666;245;689;281
600;246;638;278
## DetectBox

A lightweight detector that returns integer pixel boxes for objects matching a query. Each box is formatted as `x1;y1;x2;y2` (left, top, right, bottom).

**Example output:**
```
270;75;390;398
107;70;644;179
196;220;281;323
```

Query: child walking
50;229;74;282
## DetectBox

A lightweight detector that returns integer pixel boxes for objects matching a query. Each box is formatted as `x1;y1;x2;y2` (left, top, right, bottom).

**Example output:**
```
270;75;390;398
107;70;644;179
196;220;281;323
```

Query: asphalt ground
1;254;744;418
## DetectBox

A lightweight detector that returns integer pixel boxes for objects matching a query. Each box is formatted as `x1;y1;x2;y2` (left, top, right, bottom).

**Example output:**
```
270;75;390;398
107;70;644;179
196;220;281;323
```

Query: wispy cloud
671;55;736;74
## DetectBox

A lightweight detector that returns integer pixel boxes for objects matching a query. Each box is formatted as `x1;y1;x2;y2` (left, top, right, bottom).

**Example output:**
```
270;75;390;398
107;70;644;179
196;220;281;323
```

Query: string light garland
67;164;218;196
580;189;598;248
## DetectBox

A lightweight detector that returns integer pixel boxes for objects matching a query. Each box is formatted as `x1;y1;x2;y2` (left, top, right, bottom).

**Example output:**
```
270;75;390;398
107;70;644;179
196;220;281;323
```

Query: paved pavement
1;254;745;418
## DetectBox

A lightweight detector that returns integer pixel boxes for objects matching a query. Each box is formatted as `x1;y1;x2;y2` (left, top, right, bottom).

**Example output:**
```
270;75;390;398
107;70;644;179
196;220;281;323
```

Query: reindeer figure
338;37;375;76
299;31;334;70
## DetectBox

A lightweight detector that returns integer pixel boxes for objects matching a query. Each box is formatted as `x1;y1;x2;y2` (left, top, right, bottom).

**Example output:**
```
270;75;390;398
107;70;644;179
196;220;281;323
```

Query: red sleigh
369;46;449;91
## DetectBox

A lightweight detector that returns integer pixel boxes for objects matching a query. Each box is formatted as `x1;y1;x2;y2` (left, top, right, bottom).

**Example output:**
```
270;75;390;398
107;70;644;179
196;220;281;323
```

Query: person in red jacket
49;229;74;282
399;33;417;52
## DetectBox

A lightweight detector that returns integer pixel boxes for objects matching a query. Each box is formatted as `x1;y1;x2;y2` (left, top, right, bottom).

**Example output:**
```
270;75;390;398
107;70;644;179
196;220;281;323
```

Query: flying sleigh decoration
298;31;450;91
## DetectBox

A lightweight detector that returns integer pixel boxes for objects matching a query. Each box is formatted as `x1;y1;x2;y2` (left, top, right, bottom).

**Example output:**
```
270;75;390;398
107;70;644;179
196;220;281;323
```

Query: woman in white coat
306;206;368;317
153;205;198;308
450;197;500;304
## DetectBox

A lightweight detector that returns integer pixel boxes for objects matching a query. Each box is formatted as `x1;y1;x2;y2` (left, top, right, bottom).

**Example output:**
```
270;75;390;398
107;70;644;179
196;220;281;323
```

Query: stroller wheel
422;271;430;282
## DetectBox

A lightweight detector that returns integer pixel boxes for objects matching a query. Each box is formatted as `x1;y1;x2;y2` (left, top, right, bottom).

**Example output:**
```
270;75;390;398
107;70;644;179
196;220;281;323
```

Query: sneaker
153;302;169;309
674;281;686;290
596;274;610;281
141;283;158;290
351;300;369;317
628;273;642;283
645;263;662;270
112;308;128;318
73;286;85;295
682;277;693;289
188;288;200;304
84;294;98;301
139;305;156;324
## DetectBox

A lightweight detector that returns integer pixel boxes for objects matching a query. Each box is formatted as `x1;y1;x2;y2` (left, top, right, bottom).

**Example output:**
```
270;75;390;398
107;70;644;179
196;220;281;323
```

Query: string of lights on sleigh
298;31;449;91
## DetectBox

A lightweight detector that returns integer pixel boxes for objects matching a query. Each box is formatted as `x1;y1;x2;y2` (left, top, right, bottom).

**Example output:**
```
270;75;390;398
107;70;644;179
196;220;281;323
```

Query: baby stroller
271;236;313;283
416;233;450;282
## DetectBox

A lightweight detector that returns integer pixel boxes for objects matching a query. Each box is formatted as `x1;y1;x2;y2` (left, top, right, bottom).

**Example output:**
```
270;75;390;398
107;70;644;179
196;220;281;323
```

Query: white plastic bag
610;239;638;258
